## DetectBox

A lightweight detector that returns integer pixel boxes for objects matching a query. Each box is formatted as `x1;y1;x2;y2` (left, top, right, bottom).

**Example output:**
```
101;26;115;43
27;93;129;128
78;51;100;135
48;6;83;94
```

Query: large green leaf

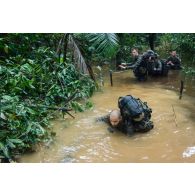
86;33;119;57
0;142;10;159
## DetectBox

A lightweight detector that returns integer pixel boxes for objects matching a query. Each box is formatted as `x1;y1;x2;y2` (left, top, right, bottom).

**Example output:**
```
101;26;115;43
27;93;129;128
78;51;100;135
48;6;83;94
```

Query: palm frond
86;33;119;57
68;34;89;74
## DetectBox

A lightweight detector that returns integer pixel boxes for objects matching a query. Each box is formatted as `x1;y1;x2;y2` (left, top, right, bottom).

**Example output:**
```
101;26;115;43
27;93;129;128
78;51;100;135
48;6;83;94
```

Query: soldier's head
170;50;177;57
131;48;139;58
109;109;122;127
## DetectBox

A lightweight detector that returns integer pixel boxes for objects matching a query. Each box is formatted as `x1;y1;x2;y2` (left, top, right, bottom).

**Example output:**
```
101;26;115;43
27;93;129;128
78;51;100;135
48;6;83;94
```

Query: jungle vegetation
0;33;194;162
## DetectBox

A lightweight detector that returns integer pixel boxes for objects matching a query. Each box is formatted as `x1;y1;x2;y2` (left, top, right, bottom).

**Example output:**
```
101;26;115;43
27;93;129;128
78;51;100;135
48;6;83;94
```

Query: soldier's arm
96;114;116;133
123;56;143;70
124;63;135;69
131;56;143;69
119;63;134;70
96;114;110;124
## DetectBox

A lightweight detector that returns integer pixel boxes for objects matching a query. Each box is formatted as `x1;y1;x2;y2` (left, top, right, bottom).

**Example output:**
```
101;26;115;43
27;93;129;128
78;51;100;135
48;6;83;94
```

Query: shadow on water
20;68;195;163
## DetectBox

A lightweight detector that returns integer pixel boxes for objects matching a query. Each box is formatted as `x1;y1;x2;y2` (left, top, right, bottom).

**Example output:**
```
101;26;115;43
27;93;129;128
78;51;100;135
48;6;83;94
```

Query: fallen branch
29;105;74;119
63;89;79;106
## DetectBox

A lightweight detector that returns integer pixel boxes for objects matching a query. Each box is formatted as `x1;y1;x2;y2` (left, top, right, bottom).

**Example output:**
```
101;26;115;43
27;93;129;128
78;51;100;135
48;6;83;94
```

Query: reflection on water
20;70;195;163
183;147;195;158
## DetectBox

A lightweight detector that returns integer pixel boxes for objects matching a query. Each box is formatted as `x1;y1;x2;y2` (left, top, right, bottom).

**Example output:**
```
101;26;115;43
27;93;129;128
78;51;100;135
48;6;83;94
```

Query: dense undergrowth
1;33;194;162
0;34;96;161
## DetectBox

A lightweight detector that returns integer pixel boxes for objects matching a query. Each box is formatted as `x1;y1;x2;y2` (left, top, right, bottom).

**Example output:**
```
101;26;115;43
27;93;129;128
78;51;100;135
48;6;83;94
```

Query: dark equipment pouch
136;120;154;132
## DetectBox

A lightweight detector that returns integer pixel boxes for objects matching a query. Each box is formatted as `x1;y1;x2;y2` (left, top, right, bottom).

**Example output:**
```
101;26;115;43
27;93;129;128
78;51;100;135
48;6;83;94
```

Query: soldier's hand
119;65;126;69
121;63;127;65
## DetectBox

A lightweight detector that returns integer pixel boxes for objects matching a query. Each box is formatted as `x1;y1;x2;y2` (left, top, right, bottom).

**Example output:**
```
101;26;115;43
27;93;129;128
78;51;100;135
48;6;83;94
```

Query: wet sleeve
96;115;116;133
125;63;134;69
131;56;143;69
96;114;110;124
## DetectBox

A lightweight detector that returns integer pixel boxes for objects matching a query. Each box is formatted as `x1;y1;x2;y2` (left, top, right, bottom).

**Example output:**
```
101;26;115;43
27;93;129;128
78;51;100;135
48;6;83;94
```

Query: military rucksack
118;95;152;120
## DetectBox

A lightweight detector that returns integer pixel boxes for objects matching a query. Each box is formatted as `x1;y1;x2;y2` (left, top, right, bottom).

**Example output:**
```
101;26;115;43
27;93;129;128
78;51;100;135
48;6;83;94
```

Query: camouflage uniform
125;55;142;68
97;95;154;136
122;54;148;81
166;56;181;69
97;112;153;136
148;58;169;76
96;114;127;134
132;54;150;81
132;50;170;79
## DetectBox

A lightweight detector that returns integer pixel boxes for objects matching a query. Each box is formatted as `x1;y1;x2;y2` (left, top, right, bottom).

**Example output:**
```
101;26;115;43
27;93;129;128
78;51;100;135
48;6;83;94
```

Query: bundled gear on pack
147;52;170;76
133;50;155;81
143;50;156;60
133;60;148;81
148;59;170;76
118;95;153;135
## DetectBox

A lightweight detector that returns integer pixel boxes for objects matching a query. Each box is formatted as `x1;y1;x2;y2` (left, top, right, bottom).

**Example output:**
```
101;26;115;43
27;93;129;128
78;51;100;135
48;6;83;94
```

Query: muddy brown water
20;69;195;163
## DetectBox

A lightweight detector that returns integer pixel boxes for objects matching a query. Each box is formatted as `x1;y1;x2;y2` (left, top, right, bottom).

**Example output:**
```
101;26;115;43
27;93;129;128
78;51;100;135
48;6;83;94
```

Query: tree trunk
115;33;124;69
148;33;156;51
63;33;69;62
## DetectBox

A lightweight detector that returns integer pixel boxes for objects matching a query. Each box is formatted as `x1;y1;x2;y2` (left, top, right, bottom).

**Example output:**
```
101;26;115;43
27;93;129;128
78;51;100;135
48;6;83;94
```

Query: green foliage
158;33;195;76
1;33;194;161
0;34;96;161
159;33;195;54
86;33;119;58
182;66;195;76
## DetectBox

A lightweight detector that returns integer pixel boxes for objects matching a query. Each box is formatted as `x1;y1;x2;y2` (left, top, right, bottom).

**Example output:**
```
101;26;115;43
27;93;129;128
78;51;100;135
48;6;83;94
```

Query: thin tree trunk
115;33;124;69
63;33;69;62
148;33;156;51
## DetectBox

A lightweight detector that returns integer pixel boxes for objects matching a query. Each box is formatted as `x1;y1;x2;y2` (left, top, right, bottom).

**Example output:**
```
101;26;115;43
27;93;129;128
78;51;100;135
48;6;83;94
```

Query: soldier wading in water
97;95;154;136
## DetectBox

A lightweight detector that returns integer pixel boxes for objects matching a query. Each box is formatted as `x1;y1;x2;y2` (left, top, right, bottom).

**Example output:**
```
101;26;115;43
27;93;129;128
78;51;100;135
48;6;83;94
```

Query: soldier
132;50;156;81
119;48;149;81
118;48;141;70
96;109;126;133
119;49;169;80
166;50;181;69
147;53;169;76
97;95;154;136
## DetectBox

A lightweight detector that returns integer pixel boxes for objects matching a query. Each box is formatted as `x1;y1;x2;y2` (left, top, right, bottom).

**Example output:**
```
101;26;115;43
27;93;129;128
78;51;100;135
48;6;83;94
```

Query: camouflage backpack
118;95;152;120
